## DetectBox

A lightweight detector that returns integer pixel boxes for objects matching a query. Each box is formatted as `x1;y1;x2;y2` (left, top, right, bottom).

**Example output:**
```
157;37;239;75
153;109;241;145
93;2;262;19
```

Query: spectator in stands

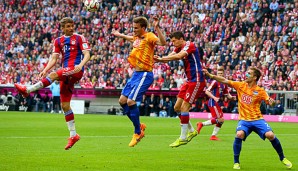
50;81;61;114
148;93;157;116
162;75;171;88
33;91;42;112
157;94;164;115
42;92;52;113
175;74;184;88
138;95;149;116
267;99;285;115
164;97;173;117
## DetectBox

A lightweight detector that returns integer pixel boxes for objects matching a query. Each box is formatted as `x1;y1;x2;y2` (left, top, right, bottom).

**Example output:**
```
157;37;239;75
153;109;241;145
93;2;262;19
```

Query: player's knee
235;131;245;139
127;99;136;106
217;118;224;123
118;96;127;105
61;103;70;112
174;105;180;112
49;72;59;81
265;131;275;140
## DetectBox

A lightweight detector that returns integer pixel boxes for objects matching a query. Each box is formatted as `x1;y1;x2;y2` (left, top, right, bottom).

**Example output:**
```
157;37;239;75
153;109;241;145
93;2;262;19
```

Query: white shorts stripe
132;72;147;101
213;106;221;118
189;82;200;104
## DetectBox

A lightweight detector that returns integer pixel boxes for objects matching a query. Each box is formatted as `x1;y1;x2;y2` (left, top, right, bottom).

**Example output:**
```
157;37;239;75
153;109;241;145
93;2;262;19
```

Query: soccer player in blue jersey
112;16;166;147
154;31;206;147
15;17;91;150
203;67;292;169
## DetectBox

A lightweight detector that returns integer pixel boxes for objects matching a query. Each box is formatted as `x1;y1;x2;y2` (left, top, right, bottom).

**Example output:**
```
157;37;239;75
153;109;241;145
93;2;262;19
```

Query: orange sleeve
148;32;159;46
260;89;270;104
228;81;242;91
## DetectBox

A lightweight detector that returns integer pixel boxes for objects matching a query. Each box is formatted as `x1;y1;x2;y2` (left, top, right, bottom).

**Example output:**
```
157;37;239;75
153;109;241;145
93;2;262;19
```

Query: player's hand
74;65;83;73
112;29;121;37
202;69;211;77
268;97;276;106
154;55;162;62
214;97;220;103
231;96;237;101
152;16;160;29
39;71;47;78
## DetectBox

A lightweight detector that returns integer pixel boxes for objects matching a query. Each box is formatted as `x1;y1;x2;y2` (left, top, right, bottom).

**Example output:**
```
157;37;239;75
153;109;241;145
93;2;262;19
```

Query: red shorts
208;104;223;119
177;81;206;104
56;67;83;102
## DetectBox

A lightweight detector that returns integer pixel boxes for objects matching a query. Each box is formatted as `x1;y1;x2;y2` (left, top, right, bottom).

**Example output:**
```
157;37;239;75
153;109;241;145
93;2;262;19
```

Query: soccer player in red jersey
197;66;236;140
203;67;292;169
154;31;206;147
15;17;91;150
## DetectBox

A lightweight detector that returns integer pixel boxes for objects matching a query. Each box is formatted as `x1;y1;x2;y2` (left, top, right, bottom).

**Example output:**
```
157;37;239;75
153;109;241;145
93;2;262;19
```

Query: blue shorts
121;71;153;102
236;119;273;141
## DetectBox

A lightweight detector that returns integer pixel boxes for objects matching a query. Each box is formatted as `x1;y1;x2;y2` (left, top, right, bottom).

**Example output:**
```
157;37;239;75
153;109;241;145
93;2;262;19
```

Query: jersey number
241;94;252;104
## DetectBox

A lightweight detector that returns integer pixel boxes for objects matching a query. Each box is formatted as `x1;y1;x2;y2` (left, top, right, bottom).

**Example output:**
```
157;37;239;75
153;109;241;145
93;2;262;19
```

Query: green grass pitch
0;112;297;171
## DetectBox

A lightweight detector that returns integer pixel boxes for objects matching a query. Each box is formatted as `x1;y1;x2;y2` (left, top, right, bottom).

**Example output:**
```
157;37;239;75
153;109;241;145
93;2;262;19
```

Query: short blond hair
133;16;149;29
60;17;74;28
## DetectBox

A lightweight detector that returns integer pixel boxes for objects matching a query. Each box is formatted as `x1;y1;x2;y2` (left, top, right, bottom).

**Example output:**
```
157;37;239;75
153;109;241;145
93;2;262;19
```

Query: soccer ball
84;0;99;12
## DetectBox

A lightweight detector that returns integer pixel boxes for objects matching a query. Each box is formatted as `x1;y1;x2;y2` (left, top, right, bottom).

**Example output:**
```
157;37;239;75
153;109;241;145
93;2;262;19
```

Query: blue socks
129;104;141;134
121;104;132;121
270;137;285;161
233;137;243;163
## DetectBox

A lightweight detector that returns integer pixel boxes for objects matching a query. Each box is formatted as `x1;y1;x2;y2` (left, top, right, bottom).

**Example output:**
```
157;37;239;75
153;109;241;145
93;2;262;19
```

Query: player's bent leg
127;99;144;147
174;103;191;144
61;99;79;150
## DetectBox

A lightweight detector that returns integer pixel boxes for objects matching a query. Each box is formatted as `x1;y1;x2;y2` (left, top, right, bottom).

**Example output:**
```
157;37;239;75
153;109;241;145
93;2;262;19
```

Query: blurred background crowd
0;0;297;115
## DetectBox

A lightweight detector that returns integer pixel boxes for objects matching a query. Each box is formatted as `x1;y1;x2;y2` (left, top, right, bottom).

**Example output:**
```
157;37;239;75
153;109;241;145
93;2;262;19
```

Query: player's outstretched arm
153;16;166;46
39;54;58;78
205;89;220;102
202;69;231;86
227;93;237;101
112;30;134;42
154;51;187;63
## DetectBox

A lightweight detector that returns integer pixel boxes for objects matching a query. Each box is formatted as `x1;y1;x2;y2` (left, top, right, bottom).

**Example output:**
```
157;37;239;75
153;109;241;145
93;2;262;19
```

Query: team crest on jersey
253;91;258;95
71;40;76;45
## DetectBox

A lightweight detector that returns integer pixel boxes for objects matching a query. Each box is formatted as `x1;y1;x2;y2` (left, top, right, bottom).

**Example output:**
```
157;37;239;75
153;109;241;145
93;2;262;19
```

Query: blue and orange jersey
228;81;270;121
53;33;90;69
128;32;159;71
207;80;228;106
174;41;205;82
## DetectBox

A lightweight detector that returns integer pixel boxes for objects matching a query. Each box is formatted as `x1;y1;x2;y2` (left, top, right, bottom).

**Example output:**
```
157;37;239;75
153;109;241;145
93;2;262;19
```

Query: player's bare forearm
210;75;230;85
156;51;186;63
43;54;58;73
80;50;91;67
115;33;133;42
205;90;216;100
155;26;166;46
202;69;230;85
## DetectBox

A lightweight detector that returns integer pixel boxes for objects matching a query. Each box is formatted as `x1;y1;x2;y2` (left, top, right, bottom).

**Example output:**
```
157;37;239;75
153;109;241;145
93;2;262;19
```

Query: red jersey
53;33;90;69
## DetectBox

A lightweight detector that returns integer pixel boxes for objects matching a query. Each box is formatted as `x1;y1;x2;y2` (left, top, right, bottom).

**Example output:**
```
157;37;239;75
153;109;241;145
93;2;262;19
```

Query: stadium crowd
0;0;298;115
